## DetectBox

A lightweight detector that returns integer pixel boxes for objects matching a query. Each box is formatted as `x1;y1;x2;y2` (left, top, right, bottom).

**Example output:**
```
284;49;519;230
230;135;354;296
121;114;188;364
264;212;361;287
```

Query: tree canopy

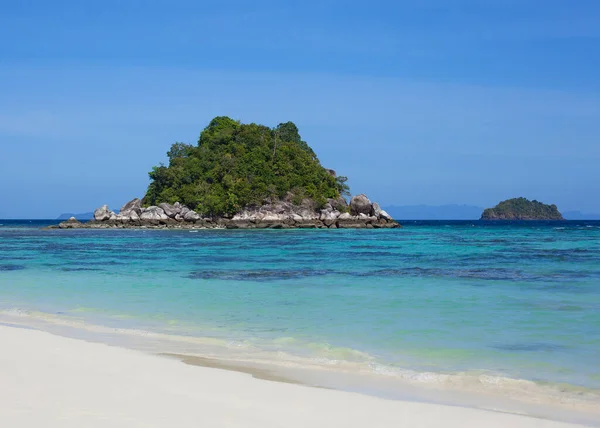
143;117;350;216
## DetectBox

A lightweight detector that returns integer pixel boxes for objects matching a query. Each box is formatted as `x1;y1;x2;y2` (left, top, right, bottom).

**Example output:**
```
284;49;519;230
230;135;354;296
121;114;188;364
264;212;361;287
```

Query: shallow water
1;220;599;417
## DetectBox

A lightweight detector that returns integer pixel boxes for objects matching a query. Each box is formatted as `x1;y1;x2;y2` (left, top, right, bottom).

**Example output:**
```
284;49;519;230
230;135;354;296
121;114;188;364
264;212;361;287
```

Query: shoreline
48;217;400;230
1;310;599;427
0;324;592;428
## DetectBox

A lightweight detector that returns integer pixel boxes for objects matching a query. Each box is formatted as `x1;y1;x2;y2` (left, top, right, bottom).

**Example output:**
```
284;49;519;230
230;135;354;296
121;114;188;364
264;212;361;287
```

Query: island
480;198;564;220
54;117;399;230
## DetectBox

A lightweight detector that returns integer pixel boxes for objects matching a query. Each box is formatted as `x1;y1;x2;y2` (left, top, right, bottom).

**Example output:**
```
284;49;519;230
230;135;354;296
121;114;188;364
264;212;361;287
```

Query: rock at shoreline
140;206;169;222
58;217;84;229
350;194;372;216
328;196;348;212
51;194;400;230
120;198;142;215
183;210;201;221
379;209;393;221
159;203;180;218
94;205;114;221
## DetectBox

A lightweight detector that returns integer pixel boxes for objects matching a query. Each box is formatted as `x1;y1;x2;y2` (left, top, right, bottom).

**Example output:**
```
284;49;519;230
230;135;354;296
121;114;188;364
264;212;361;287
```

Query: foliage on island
480;198;564;220
143;117;350;216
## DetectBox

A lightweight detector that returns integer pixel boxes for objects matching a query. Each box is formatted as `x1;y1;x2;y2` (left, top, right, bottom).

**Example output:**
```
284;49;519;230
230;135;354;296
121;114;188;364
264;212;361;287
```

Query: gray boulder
350;194;372;215
297;208;319;220
140;206;168;221
232;210;254;221
262;213;286;222
372;202;382;218
328;196;348;212
321;203;333;213
58;217;83;229
379;209;393;221
183;210;201;222
94;205;114;221
119;198;142;215
321;210;340;225
159;203;180;218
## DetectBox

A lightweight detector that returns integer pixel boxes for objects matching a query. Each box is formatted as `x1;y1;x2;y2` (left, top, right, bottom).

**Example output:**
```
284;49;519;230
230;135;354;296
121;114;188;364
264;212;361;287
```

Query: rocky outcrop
139;206;169;222
158;202;180;218
350;194;372;215
93;205;114;221
183;210;201;222
120;198;142;215
57;217;85;229
48;195;399;230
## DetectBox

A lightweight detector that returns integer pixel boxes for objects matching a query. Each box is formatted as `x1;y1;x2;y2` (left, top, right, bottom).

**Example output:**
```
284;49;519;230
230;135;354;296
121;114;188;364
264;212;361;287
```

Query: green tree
167;142;195;163
143;117;351;216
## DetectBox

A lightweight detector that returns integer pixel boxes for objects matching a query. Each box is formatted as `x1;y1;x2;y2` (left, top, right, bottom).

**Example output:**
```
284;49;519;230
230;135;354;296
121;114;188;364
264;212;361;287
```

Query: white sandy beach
0;325;587;428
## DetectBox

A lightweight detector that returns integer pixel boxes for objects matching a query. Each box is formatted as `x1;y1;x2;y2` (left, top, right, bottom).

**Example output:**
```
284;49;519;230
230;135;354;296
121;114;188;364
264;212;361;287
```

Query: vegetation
481;198;564;220
143;117;350;216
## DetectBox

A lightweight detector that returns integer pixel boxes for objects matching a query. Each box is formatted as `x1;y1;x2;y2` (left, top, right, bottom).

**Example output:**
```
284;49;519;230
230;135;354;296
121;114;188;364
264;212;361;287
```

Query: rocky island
54;117;398;230
480;198;564;220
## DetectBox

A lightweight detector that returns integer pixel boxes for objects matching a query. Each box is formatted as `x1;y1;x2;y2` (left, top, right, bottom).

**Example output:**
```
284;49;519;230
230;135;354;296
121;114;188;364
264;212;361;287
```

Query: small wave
0;308;31;317
306;342;375;362
2;308;599;413
364;364;600;410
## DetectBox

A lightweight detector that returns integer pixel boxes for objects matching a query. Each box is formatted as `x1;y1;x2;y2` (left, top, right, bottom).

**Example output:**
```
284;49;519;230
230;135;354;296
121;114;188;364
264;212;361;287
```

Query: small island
54;117;398;230
480;198;564;220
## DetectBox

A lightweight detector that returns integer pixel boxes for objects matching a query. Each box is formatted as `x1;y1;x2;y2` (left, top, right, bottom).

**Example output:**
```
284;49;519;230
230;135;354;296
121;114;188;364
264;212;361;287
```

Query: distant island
481;198;564;220
53;117;398;230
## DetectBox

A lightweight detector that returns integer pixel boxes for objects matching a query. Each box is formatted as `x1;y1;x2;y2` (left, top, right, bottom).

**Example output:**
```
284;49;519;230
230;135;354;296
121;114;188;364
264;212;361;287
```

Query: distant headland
52;117;398;230
56;212;94;221
480;198;564;220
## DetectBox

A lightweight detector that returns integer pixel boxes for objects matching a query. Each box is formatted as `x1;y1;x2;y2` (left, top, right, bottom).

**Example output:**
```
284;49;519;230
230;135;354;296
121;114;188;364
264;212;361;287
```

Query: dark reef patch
187;268;337;281
0;264;26;271
491;342;567;352
351;267;537;281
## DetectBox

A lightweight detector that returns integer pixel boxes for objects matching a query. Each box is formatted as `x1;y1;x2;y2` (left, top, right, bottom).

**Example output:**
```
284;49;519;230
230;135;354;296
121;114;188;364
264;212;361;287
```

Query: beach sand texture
0;325;585;428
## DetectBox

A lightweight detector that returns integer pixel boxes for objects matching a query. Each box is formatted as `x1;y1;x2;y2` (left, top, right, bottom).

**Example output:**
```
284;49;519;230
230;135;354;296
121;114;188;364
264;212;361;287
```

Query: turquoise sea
1;220;599;420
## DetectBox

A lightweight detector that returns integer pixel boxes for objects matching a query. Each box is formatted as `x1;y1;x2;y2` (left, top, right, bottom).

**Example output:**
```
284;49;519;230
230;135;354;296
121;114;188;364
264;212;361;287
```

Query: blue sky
1;0;599;218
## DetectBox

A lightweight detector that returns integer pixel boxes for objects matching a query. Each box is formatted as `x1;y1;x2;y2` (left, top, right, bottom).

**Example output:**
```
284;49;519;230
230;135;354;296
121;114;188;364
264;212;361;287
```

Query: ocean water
1;220;599;417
